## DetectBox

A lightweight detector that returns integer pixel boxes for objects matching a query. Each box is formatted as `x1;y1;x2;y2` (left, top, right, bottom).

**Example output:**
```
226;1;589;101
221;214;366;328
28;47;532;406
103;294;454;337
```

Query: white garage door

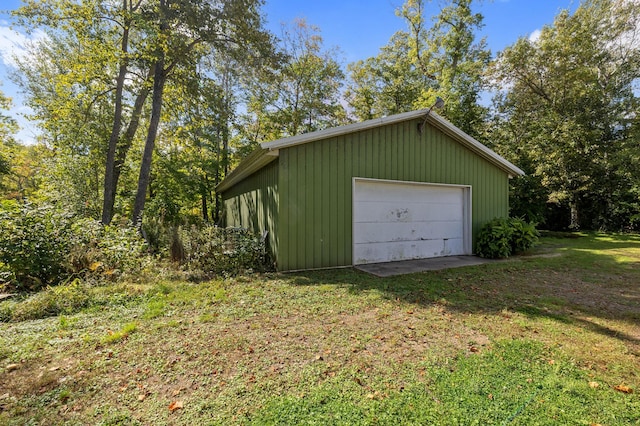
353;178;471;265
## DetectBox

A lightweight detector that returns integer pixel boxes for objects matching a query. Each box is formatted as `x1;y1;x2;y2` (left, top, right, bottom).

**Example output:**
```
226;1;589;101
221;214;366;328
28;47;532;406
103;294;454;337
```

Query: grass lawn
0;233;638;425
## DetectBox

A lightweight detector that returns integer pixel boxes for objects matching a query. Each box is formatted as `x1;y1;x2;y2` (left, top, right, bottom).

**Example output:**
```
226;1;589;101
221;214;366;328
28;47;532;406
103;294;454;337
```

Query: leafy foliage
243;18;347;143
0;202;74;290
475;218;514;259
175;225;272;277
489;0;640;230
476;217;539;259
508;218;540;254
0;202;148;291
66;218;150;280
346;0;490;137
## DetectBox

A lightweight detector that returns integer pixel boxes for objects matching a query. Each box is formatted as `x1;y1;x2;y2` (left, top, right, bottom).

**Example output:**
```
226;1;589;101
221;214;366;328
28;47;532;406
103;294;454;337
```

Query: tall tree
401;0;490;136
0;87;18;184
490;0;640;229
346;0;490;136
14;0;152;218
242;18;347;143
131;0;275;225
345;31;426;120
14;0;276;225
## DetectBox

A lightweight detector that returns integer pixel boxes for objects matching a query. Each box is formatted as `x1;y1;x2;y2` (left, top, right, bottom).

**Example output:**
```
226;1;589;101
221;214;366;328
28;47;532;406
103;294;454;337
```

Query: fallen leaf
548;359;555;365
138;394;146;402
488;393;493;400
589;381;599;389
614;384;633;394
168;400;184;411
366;393;375;399
469;346;479;353
89;261;103;272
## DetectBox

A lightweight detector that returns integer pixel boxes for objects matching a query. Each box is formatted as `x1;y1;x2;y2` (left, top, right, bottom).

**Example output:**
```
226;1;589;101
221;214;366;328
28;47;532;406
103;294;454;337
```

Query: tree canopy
489;0;640;229
2;0;639;233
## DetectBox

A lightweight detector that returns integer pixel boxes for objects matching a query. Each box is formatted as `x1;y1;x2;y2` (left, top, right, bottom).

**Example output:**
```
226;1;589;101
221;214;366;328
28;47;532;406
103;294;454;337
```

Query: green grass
0;233;638;425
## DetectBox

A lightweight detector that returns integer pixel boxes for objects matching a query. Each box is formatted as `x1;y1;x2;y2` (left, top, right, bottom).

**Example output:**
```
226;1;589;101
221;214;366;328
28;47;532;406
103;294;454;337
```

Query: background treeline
0;0;639;290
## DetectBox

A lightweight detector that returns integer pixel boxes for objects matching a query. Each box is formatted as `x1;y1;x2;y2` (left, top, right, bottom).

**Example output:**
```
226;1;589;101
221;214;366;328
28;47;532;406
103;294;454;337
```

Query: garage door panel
354;238;465;264
354;221;463;244
354;201;464;223
353;179;470;265
354;183;463;204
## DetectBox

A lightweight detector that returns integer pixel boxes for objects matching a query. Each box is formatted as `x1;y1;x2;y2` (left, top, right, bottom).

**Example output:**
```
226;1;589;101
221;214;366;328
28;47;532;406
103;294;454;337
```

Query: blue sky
0;0;577;144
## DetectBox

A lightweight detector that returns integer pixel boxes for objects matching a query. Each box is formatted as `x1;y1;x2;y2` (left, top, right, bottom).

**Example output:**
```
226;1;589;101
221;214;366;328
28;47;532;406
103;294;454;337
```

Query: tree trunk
101;0;129;225
132;58;166;226
201;182;209;222
569;199;579;230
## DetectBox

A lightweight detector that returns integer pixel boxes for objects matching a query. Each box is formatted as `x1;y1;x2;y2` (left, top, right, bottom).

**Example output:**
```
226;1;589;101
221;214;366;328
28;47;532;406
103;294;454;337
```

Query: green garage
217;109;524;271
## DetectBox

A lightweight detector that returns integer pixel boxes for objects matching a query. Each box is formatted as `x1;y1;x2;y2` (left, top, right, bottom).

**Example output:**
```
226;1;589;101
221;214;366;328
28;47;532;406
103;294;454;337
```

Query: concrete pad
355;256;496;277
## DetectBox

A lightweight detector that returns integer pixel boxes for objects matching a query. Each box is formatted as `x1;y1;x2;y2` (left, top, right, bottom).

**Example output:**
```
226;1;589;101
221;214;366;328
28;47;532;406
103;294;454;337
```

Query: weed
10;279;89;321
143;299;166;319
102;322;137;344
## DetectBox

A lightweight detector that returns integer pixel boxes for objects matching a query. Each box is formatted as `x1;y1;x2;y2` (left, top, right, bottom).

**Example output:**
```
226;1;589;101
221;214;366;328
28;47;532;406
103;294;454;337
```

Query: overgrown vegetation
475;217;539;259
0;202;270;294
0;234;638;424
174;226;271;277
0;202;148;291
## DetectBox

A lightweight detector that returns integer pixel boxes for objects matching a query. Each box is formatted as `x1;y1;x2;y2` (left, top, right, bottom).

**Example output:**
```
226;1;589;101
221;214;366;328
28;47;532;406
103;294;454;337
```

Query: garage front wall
277;117;508;271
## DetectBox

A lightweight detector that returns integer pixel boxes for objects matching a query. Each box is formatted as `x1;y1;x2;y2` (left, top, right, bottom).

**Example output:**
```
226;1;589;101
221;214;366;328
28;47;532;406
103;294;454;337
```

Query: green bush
176;225;271;277
508;217;540;254
0;203;74;290
476;217;538;259
475;218;514;259
67;219;149;280
0;203;149;291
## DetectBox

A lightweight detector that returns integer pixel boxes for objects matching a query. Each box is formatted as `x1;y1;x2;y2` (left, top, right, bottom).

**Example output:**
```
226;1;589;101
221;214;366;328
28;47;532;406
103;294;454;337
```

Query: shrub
0;202;149;291
508;218;540;254
176;225;271;277
475;218;514;259
0;203;74;291
476;217;539;259
67;219;149;280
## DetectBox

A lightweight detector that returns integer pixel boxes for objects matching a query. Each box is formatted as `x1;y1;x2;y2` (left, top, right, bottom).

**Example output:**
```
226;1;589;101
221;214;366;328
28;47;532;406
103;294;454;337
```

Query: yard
1;233;638;425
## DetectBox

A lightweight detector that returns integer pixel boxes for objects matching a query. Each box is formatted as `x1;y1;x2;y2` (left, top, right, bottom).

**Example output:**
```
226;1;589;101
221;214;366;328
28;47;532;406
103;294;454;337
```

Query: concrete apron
355;255;497;277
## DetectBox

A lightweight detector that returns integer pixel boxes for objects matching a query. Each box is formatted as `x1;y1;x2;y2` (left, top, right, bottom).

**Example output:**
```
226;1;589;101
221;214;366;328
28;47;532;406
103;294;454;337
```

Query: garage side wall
221;160;279;265
278;119;508;271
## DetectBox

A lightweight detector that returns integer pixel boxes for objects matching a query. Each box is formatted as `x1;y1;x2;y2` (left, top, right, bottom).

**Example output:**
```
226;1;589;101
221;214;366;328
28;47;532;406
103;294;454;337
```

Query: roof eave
215;148;278;193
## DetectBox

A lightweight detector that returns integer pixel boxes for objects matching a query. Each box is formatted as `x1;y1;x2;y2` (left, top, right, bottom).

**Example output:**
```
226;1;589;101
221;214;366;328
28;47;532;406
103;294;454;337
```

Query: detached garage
217;109;524;271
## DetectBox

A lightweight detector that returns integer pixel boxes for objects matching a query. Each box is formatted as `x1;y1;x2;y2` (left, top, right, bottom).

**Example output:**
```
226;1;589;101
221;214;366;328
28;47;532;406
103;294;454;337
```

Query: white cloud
528;29;541;43
0;23;47;68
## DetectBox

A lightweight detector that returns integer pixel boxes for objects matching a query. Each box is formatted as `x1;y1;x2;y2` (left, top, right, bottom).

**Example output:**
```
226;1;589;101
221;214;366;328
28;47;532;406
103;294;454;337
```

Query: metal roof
216;109;524;193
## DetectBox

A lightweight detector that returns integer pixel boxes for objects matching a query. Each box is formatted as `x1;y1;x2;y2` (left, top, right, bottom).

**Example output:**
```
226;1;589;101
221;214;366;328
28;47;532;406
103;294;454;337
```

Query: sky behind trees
0;0;578;144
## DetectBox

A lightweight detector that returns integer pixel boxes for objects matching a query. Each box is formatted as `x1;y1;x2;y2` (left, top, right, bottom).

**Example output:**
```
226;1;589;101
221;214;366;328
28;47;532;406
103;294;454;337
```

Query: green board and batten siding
277;117;507;271
220;111;519;272
222;160;279;264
